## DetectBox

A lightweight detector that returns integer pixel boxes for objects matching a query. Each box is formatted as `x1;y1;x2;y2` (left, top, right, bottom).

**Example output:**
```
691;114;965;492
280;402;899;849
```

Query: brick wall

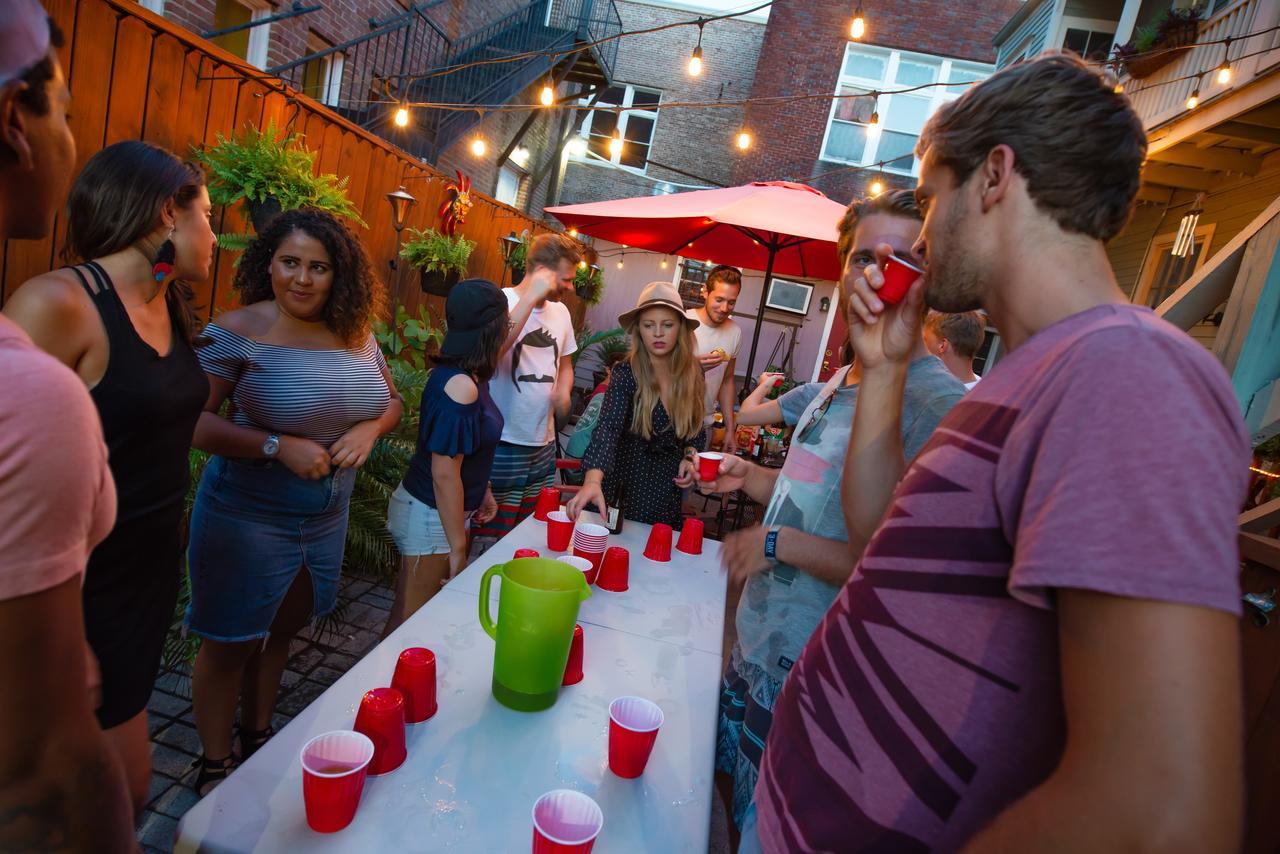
555;0;766;209
731;0;1022;204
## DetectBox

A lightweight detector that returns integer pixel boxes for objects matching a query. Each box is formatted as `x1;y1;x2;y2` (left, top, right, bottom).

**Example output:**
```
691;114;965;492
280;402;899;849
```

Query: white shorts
386;483;472;556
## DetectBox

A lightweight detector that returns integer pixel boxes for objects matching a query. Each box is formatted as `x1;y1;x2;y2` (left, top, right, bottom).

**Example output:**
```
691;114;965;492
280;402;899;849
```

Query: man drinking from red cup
747;54;1249;853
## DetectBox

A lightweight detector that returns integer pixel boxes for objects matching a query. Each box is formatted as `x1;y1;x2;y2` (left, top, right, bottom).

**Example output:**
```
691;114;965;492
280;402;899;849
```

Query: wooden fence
0;0;567;327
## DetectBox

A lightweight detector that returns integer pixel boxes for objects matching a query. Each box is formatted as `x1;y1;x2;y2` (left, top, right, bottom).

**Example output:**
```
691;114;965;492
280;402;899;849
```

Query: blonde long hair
628;308;706;441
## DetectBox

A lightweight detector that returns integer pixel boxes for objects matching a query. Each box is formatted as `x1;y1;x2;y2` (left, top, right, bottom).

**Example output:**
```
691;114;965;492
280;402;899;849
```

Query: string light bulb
869;177;884;196
393;106;410;128
850;2;866;40
1187;78;1201;110
577;259;587;269
470;136;487;157
868;108;879;126
568;227;578;237
660;257;668;269
736;130;752;151
608;129;623;158
1218;39;1233;84
616;254;624;269
540;81;555;106
689;22;704;76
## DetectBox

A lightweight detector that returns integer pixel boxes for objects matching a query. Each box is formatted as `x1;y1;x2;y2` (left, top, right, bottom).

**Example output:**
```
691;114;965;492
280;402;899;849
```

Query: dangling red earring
152;230;175;283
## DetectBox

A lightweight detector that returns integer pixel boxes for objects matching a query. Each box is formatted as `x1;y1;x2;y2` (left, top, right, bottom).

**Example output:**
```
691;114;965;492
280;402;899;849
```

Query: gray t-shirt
737;355;964;685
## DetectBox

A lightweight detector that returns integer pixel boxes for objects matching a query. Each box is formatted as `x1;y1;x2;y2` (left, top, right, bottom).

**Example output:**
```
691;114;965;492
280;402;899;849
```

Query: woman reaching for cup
567;282;705;528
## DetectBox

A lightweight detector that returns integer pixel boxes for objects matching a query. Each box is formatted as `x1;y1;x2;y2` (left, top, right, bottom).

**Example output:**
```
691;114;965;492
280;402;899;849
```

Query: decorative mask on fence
438;170;473;236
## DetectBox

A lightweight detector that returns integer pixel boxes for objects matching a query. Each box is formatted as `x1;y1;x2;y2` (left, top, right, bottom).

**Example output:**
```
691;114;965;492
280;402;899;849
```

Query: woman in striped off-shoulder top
185;209;402;792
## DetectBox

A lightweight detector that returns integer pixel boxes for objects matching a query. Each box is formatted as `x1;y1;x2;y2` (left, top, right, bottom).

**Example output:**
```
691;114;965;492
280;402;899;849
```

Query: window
1063;27;1115;61
821;46;992;175
574;84;661;171
1134;223;1216;309
212;0;271;68
677;258;712;308
1058;17;1116;62
137;0;164;13
299;34;344;107
495;164;525;207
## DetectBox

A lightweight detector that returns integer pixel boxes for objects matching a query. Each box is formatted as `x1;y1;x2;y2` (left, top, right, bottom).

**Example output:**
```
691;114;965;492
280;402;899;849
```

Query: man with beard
688;265;743;450
0;2;134;847
746;53;1249;852
474;233;579;549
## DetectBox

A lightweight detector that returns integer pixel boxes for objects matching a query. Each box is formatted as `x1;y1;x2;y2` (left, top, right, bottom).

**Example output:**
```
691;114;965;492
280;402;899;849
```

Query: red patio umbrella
546;181;847;386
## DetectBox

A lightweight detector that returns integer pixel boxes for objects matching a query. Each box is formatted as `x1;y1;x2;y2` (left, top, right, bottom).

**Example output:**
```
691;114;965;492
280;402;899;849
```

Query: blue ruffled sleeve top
401;365;504;511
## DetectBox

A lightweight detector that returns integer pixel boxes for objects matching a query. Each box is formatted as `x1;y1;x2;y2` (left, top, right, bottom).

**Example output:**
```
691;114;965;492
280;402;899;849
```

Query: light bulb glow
869;179;884;196
1113;82;1124;94
660;258;668;269
471;136;487;157
568;228;578;237
1217;63;1232;84
736;131;752;150
567;137;587;156
577;259;587;269
617;259;624;269
393;107;410;128
1187;91;1200;109
540;83;554;106
688;45;703;77
868;110;879;126
608;131;623;158
850;15;865;39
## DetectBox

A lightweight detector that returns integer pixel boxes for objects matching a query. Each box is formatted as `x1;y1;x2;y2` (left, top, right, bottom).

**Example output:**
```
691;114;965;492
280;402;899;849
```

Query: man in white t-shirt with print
687;265;743;452
474;233;580;547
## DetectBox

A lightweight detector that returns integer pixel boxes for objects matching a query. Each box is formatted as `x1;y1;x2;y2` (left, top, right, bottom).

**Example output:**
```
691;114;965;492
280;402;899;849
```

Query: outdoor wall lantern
386;186;417;269
819;296;830;313
499;231;522;264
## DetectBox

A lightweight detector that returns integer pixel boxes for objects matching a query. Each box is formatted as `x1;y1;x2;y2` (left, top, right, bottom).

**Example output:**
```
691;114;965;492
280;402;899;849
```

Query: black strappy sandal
237;725;274;762
192;754;236;796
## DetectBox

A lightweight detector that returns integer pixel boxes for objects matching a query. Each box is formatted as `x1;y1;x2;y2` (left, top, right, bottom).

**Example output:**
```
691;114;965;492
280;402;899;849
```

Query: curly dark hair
233;207;385;347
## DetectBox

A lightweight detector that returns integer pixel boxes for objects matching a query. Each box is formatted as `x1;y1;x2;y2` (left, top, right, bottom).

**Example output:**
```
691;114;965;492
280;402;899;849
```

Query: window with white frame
299;33;344;107
495;164;525;207
821;46;991;175
1060;17;1116;62
574;84;661;171
211;0;271;69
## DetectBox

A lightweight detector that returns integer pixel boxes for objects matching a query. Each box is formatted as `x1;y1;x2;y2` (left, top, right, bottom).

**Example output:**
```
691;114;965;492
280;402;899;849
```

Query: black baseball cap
440;278;507;358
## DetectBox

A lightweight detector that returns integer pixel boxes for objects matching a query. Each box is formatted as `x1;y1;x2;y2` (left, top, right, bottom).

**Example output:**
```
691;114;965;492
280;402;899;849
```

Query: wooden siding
995;0;1056;68
0;0;571;328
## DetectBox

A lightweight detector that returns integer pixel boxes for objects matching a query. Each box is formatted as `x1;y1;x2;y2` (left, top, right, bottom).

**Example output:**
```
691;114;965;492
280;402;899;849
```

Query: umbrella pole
739;244;777;402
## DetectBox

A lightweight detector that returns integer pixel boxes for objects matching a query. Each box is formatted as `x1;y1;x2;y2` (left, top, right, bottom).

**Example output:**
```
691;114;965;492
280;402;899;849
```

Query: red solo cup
696;452;723;482
531;789;603;853
547;511;574;552
675;518;705;555
596;547;630;592
608;696;664;779
353;687;407;775
300;730;374;833
514;548;541;559
879;254;923;305
643;523;673;562
556;554;595;585
534;488;560;522
390;647;437;724
562;624;584;686
572;546;605;584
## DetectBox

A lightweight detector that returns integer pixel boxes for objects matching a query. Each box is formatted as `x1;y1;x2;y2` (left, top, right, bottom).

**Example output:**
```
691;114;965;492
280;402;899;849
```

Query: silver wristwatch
262;433;280;458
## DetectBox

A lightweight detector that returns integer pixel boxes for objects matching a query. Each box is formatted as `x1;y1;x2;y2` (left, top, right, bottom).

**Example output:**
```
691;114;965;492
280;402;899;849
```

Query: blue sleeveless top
402;365;504;511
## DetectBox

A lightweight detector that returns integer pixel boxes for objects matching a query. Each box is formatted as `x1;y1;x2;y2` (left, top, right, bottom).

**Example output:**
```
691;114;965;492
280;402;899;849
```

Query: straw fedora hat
618;281;700;331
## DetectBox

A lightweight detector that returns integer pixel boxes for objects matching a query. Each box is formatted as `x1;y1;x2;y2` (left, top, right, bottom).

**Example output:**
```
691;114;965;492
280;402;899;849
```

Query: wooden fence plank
173;50;213;160
141;33;185;151
104;15;153;146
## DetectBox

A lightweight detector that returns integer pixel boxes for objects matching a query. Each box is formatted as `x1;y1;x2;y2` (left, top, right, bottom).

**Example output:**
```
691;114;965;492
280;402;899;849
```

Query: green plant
400;228;474;277
574;264;606;305
572;324;626;367
194;120;366;249
508;230;531;272
1256;433;1280;460
373;303;447;370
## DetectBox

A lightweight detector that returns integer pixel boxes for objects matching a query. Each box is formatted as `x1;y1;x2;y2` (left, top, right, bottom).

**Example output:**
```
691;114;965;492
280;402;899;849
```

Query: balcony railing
1124;0;1280;131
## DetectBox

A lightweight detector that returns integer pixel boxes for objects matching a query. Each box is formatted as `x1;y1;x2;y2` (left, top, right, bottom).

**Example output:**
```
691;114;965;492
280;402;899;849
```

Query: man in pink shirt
0;2;134;847
748;54;1249;851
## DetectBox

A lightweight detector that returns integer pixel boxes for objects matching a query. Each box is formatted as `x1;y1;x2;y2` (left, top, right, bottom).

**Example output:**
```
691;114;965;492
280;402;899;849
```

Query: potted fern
195;120;365;247
507;230;530;285
400;228;475;296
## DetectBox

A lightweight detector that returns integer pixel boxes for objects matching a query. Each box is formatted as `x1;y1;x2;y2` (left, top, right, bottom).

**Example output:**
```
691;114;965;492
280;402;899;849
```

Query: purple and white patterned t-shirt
753;303;1249;852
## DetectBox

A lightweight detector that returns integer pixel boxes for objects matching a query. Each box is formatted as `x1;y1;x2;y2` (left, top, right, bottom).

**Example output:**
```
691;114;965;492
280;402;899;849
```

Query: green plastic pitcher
479;557;592;712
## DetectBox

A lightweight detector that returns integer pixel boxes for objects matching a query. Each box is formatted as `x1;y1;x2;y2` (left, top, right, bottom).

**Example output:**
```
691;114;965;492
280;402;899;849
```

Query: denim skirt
186;455;356;642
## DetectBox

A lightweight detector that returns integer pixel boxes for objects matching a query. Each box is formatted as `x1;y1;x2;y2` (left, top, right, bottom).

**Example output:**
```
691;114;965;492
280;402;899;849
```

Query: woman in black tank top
4;141;216;817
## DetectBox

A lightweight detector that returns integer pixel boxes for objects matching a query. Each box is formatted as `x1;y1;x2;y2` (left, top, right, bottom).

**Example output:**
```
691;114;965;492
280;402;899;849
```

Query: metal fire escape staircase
271;0;620;163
